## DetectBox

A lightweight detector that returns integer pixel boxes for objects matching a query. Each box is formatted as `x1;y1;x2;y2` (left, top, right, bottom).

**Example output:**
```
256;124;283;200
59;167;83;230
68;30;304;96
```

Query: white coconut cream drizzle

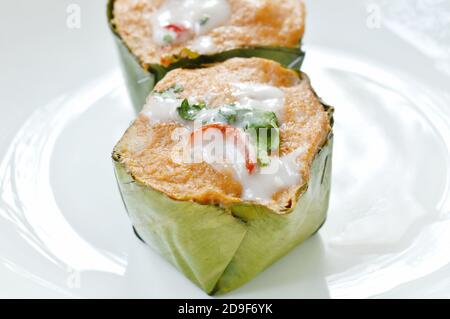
242;147;306;201
194;83;286;127
191;132;306;201
152;0;231;47
231;83;286;118
202;141;306;202
143;82;285;126
142;82;302;202
190;36;217;55
141;95;182;124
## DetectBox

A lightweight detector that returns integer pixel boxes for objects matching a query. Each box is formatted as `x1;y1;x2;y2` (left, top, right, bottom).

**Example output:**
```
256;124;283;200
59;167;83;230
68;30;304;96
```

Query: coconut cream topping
152;0;231;47
189;36;217;55
198;133;306;201
141;82;306;202
142;82;285;126
231;83;286;119
141;95;181;124
114;58;331;208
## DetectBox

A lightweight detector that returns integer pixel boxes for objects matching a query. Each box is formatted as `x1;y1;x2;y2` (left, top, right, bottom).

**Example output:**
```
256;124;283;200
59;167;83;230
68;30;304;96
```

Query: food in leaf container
108;0;306;111
112;58;333;295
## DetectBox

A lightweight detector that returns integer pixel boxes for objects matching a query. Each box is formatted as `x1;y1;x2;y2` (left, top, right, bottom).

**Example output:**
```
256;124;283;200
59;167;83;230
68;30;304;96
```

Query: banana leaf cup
107;0;306;112
112;58;334;295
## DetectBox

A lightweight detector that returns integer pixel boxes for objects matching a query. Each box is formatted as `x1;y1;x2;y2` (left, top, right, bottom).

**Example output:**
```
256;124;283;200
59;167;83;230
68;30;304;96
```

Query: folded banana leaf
107;0;306;112
113;104;333;295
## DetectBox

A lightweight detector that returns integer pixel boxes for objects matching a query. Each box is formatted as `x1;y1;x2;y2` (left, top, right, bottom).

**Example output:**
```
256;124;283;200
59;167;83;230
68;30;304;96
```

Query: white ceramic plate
0;0;449;298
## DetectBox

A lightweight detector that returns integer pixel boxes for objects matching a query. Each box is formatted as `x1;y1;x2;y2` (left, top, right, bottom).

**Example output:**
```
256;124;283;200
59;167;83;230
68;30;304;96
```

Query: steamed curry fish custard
113;58;333;294
109;0;307;110
110;0;333;295
112;0;305;66
114;58;330;211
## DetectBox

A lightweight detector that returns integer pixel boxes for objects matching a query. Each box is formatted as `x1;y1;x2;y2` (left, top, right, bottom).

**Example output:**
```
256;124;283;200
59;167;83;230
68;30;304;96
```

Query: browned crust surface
114;58;330;211
112;0;305;66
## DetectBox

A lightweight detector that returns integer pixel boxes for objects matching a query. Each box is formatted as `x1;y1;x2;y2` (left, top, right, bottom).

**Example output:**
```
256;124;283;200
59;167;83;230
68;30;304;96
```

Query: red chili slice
190;123;256;174
164;23;188;34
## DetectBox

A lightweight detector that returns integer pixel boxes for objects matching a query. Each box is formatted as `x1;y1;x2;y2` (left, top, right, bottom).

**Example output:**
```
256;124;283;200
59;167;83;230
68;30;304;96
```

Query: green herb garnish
155;83;184;98
170;83;184;94
176;101;280;166
213;106;280;167
177;99;206;121
218;104;238;124
199;16;210;26
241;110;279;166
163;34;174;44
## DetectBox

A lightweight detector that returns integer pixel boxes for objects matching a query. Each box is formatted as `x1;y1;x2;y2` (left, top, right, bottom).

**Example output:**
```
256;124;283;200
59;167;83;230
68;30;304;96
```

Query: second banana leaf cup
107;0;306;112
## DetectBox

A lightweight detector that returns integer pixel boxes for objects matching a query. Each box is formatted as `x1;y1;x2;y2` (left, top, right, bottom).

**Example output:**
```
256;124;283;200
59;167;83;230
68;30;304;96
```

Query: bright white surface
0;0;449;298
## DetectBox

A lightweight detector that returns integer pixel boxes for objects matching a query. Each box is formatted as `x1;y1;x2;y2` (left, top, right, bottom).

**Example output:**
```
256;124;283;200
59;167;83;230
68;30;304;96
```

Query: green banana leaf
113;104;333;295
107;0;306;113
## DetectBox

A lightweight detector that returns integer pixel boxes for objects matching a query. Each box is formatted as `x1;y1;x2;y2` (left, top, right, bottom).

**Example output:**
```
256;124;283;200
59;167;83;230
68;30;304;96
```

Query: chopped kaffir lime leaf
199;16;210;26
177;99;206;121
241;110;279;166
175;101;280;166
218;105;238;124
155;84;184;97
170;83;184;93
163;34;173;43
